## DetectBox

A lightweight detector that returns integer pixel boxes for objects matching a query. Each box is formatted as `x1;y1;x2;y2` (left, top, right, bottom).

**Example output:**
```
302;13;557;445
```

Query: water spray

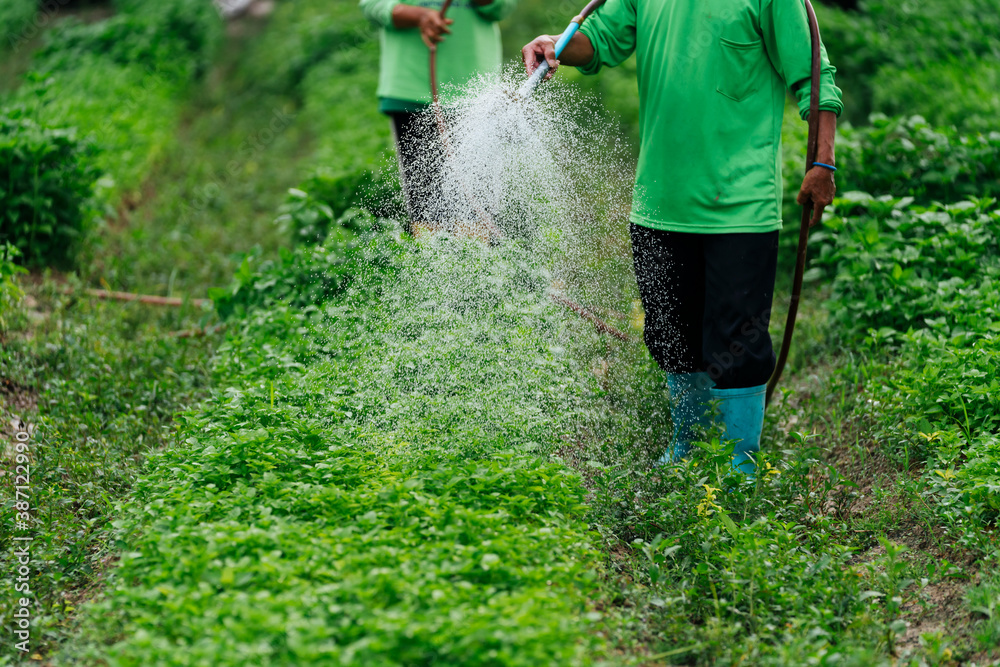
422;0;629;342
427;0;503;240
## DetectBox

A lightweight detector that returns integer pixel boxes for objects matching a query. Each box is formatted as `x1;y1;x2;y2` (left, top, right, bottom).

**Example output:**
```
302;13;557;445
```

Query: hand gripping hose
429;0;453;104
518;0;607;99
766;0;822;404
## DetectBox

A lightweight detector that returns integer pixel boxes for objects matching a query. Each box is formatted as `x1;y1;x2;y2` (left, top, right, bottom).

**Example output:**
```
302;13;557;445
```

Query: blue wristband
813;162;837;172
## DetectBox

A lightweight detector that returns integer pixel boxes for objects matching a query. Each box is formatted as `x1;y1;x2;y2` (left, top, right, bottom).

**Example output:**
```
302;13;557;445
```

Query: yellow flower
764;461;781;480
696;484;722;518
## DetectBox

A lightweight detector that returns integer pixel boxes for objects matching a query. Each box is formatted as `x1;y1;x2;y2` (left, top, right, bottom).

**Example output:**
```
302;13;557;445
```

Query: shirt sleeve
359;0;398;28
474;0;517;22
761;0;844;119
576;0;638;75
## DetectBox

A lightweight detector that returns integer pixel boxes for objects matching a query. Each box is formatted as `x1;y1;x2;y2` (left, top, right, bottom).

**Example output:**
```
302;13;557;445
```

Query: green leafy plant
276;175;400;246
0;109;99;267
0;242;27;332
866;538;915;655
57;230;609;665
967;567;1000;653
838;116;1000;203
815;196;1000;337
208;226;404;320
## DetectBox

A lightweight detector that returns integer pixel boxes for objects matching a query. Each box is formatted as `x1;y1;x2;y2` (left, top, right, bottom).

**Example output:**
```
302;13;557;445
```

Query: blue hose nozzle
517;21;581;99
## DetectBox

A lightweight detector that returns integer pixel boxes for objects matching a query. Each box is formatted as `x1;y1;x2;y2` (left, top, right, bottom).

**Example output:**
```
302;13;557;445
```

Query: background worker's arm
761;0;845;226
391;5;452;49
359;0;453;49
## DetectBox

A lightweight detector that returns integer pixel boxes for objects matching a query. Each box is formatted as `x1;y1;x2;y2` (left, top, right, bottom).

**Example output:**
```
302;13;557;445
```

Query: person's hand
521;35;559;77
797;165;836;227
417;8;452;50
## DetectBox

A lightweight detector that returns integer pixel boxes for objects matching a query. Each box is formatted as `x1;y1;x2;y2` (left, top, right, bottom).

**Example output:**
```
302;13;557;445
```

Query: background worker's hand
797;166;836;227
417;8;452;50
521;35;559;77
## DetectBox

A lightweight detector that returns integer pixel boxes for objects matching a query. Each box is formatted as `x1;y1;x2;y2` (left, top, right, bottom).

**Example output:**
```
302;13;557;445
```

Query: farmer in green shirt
360;0;517;230
523;0;843;477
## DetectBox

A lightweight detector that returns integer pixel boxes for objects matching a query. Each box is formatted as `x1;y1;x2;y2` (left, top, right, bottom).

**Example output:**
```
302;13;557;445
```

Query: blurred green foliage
0;0;224;268
0;109;98;267
10;61;181;203
238;0;398;244
0;0;36;52
501;0;641;149
36;0;221;79
112;0;223;68
239;0;374;94
815;0;1000;130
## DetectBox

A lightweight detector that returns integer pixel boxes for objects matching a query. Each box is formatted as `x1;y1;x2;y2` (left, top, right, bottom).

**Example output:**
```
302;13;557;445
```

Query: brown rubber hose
766;0;822;404
429;0;453;104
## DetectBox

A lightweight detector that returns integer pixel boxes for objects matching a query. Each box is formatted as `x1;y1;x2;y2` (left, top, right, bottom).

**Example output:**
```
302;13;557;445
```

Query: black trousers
389;111;444;230
630;224;779;390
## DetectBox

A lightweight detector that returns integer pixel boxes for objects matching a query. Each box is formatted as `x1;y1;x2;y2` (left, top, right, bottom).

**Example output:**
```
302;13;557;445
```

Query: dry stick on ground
63;287;211;308
64;284;626;340
168;324;227;338
549;292;629;341
60;287;219;337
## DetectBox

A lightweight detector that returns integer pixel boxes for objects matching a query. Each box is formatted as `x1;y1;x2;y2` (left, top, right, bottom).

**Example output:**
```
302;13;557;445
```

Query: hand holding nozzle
518;21;586;98
518;1;605;98
520;34;561;96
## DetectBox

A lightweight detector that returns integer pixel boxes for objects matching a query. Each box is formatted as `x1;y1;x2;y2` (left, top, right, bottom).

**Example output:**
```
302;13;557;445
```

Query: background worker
523;0;843;478
360;0;517;231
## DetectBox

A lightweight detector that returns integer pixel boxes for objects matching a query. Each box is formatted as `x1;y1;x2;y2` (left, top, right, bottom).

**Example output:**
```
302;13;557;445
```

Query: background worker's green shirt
579;0;844;234
360;0;516;109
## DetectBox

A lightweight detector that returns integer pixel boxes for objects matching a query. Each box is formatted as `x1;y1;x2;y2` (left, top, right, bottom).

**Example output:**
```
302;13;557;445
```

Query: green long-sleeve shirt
579;0;844;234
360;0;516;112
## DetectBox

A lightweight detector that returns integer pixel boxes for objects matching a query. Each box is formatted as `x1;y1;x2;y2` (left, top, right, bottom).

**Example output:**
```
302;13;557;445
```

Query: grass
3;0;1000;664
0;285;217;659
55;230;609;665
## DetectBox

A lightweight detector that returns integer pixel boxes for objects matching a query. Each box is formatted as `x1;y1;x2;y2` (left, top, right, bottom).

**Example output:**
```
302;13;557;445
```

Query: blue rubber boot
710;385;766;478
659;372;714;464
